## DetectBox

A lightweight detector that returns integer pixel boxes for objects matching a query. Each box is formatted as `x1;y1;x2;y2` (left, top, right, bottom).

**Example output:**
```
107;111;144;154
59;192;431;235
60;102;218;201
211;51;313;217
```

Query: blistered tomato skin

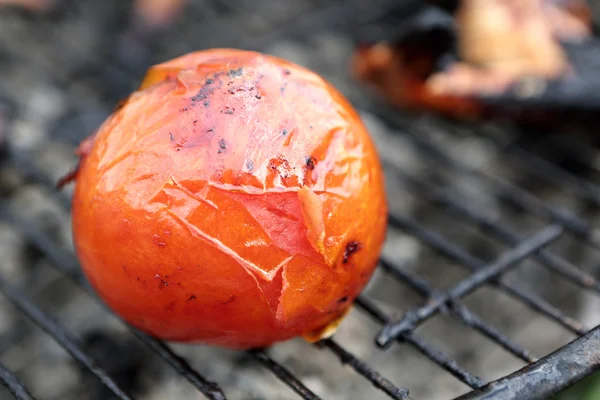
71;49;388;349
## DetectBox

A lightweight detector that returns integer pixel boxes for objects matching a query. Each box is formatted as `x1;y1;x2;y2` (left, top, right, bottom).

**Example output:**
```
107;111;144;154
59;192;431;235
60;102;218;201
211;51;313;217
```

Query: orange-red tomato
70;49;388;349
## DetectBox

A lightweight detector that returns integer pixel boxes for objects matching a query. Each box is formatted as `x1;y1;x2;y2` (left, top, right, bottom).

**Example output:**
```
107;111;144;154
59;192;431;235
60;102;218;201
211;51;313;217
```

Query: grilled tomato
68;49;388;349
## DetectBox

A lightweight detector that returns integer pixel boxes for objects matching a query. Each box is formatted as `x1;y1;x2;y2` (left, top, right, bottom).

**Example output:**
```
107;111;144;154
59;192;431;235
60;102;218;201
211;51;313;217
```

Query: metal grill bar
0;362;35;400
376;225;563;347
354;296;485;389
319;338;410;400
500;144;600;210
379;260;536;363
388;162;600;292
0;274;134;400
441;121;600;211
410;126;598;245
248;350;322;400
454;324;600;400
128;333;226;400
449;304;537;363
388;214;588;335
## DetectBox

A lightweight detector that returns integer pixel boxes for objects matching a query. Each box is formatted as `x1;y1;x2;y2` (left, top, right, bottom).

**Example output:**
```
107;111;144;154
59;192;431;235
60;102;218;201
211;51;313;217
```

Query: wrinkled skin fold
70;49;388;349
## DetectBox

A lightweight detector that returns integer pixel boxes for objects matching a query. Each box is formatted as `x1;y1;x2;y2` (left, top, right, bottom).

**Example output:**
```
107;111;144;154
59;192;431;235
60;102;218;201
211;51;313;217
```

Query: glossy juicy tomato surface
70;48;388;349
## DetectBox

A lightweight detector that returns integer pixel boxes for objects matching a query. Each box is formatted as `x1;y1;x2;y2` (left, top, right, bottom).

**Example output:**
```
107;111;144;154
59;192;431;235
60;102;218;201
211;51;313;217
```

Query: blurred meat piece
546;0;593;40
429;0;587;97
0;0;187;30
0;0;52;11
351;29;486;120
352;0;594;118
132;0;187;30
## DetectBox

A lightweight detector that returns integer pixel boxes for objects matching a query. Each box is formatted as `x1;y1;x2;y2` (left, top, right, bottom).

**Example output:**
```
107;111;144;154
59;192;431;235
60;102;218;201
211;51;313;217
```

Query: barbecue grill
1;1;600;399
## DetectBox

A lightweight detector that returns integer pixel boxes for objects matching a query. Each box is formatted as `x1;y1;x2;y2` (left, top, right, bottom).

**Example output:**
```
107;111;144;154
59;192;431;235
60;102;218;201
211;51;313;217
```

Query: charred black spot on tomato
343;241;362;264
217;138;227;154
337;296;349;303
255;94;261;99
191;76;220;103
187;295;197;301
246;159;254;172
159;280;168;289
228;67;243;77
305;156;316;170
282;129;288;137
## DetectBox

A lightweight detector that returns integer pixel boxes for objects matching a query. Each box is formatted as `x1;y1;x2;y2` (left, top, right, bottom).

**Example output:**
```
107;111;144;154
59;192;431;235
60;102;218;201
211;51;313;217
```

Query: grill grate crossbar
319;338;410;400
411;125;598;246
354;296;485;389
388;162;600;291
376;225;563;347
248;350;322;400
360;105;600;247
379;260;537;363
0;362;36;400
502;145;600;210
449;304;537;363
387;214;588;335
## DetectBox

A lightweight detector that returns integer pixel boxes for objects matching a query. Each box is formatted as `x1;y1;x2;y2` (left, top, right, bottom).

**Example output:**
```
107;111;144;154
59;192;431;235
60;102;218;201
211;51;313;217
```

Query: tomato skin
71;49;388;349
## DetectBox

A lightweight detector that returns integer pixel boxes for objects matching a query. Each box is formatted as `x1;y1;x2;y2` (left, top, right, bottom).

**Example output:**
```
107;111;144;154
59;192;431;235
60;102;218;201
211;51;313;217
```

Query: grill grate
1;1;600;399
0;362;34;400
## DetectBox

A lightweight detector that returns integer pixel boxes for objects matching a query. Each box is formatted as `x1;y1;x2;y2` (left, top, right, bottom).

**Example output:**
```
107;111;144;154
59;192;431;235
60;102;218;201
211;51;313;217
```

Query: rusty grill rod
0;362;35;400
